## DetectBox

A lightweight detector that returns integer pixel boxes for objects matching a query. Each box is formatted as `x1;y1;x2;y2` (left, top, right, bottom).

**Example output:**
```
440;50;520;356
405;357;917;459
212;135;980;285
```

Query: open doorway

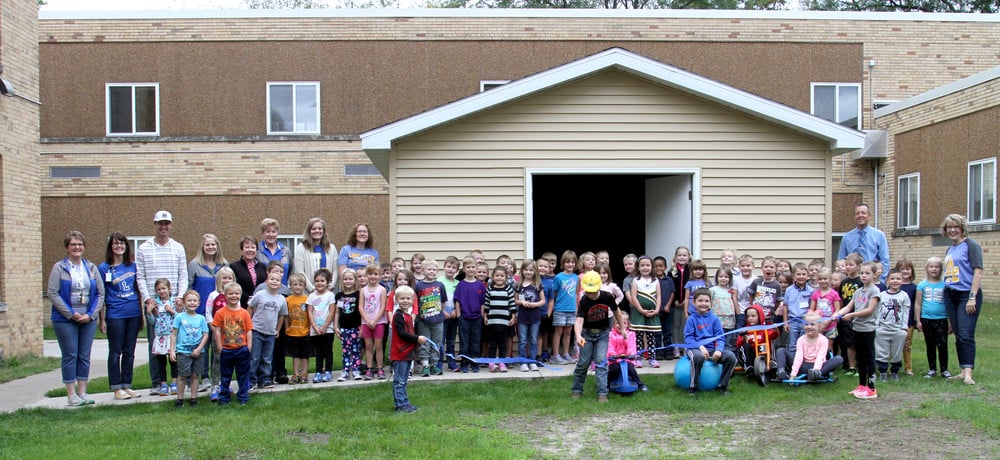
528;172;695;282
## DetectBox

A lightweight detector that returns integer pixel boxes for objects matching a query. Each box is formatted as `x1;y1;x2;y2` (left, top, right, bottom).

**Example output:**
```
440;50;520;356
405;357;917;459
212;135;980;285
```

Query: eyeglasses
111;240;127;246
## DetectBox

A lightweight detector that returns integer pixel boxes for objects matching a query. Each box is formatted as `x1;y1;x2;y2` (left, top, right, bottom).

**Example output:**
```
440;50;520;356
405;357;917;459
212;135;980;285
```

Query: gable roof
361;47;865;173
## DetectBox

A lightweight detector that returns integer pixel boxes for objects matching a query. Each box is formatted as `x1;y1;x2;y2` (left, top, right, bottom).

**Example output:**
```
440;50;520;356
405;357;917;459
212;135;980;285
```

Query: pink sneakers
852;386;878;399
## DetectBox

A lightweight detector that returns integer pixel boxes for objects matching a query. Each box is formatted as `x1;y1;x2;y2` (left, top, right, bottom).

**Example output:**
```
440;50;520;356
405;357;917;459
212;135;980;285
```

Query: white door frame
524;167;701;259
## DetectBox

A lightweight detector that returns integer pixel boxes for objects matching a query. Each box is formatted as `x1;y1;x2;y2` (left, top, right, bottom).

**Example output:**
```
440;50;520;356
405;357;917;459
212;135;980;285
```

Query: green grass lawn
0;355;61;384
10;314;999;458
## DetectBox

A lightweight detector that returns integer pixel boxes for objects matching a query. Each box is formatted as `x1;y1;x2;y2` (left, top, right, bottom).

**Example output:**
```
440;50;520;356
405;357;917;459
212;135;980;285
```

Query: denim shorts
552;311;576;327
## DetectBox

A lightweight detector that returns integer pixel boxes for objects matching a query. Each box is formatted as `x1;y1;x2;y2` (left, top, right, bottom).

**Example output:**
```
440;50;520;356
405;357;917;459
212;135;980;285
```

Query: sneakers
364;370;373;381
635;359;643;369
378;369;387;380
264;381;275;389
159;384;170;396
471;365;480;373
891;373;900;382
430;366;443;376
639;384;649;392
925;370;937;378
395;405;419;414
489;363;498;373
844;368;858;377
807;369;823;381
210;386;220;402
776;369;789;381
941;370;953;379
528;363;539;371
67;395;87;407
854;387;878;399
149;386;160;396
715;385;731;396
198;381;211;392
550;355;566;365
123;388;140;399
353;371;363;381
539;351;549;362
520;363;529;372
649;358;660;369
337;372;348;382
563;354;576;364
114;389;131;400
421;366;431;377
460;366;469;373
849;385;868;396
687;388;698;396
590;362;596;372
275;375;289;385
879;372;888;382
499;363;508;373
322;371;333;382
314;372;323;383
170;383;178;395
174;399;184;408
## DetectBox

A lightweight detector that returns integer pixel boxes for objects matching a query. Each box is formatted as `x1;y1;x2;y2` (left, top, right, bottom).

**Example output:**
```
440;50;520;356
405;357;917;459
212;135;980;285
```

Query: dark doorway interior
531;174;647;283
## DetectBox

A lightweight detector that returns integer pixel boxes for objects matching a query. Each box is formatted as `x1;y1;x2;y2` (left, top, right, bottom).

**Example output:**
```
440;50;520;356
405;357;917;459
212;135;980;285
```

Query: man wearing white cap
136;210;188;395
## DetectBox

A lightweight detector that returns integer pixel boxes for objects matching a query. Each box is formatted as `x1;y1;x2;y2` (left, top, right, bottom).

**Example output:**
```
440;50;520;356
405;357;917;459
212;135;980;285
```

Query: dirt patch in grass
288;430;331;445
503;392;997;459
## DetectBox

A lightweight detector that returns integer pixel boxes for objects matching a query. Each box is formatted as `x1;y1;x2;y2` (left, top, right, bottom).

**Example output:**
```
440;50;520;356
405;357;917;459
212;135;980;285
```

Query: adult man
838;204;890;281
136;210;188;395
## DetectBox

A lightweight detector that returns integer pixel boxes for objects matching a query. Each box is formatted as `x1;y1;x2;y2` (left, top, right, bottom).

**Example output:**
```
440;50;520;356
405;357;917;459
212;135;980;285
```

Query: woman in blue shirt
337;223;380;276
99;232;143;400
941;214;984;385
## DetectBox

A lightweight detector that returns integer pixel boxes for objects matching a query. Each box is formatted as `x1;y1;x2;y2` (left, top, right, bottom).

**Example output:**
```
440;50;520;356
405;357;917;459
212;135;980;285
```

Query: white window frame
897;173;920;230
968;158;996;224
128;236;153;255
810;82;861;130
266;81;321;135
105;83;160;136
277;234;303;253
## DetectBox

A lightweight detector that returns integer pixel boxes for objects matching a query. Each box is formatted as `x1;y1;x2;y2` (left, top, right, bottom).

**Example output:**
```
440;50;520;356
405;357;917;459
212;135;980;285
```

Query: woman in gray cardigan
293;217;338;293
47;230;106;407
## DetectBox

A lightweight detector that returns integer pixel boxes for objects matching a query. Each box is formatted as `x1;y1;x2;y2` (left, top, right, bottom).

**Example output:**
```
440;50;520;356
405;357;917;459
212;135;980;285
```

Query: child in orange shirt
211;282;253;405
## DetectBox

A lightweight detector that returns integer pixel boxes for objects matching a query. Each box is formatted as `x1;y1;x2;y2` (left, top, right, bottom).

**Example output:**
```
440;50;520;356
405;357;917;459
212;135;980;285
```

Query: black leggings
855;330;876;390
154;355;178;383
921;318;949;373
313;334;335;373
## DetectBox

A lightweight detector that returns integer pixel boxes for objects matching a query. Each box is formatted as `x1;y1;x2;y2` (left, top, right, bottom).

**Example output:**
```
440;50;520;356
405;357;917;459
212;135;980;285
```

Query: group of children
156;239;953;410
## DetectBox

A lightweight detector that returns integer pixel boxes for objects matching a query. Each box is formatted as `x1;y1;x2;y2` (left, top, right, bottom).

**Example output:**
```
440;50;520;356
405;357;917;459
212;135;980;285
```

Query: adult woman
47;231;105;406
293;217;337;293
188;233;227;391
941;214;984;385
98;232;142;400
337;223;379;275
231;236;266;308
189;233;228;315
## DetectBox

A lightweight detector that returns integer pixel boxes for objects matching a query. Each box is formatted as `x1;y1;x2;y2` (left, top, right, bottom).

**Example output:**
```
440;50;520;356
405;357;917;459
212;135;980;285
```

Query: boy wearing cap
571;270;626;403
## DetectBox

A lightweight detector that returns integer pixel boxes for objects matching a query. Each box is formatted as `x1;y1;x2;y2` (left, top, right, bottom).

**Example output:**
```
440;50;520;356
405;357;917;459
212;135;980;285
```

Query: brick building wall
875;74;1000;299
0;0;42;357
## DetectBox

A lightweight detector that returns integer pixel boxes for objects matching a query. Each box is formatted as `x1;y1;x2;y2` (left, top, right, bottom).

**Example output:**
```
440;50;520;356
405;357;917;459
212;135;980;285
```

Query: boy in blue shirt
170;290;210;407
684;288;737;395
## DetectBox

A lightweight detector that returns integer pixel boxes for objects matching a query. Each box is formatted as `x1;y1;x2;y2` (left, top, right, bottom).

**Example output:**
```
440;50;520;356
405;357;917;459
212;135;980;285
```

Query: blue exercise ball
673;355;723;391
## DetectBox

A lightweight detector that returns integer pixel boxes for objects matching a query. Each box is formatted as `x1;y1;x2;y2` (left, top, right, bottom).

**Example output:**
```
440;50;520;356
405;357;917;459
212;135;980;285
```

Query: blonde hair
940;213;968;238
924;256;943;282
215;266;236;292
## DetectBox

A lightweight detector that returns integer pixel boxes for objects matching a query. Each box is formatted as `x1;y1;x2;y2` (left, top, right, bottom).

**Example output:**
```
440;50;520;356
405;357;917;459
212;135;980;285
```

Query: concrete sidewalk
1;343;676;413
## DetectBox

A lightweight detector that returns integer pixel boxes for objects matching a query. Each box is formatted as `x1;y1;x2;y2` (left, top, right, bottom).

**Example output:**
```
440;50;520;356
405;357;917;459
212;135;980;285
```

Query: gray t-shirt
248;290;288;336
851;284;881;333
875;289;910;334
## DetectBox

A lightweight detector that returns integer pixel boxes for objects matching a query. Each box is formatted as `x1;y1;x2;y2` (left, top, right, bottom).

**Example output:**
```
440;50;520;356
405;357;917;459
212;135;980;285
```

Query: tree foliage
802;0;998;12
243;0;329;8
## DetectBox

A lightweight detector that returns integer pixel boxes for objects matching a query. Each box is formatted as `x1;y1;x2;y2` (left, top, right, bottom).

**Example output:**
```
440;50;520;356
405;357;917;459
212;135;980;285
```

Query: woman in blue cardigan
47;231;105;407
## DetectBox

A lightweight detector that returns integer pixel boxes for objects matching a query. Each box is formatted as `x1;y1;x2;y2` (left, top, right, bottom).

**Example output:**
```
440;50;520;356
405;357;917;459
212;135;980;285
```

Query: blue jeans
786;318;805;354
219;346;251;404
105;315;141;390
571;329;609;396
53;319;97;384
944;287;981;369
518;321;540;360
392;360;412;409
250;332;276;385
458;317;482;368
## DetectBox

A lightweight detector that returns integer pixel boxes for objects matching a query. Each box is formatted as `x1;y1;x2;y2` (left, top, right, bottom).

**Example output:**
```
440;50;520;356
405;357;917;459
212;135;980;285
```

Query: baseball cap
581;270;602;293
153;210;173;223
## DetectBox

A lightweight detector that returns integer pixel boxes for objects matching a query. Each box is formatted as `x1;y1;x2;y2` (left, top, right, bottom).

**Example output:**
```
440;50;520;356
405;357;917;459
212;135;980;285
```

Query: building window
968;158;996;224
267;82;320;135
128;236;152;255
480;80;510;92
50;166;101;179
278;234;303;252
344;164;381;176
897;173;919;229
106;83;159;136
811;83;861;130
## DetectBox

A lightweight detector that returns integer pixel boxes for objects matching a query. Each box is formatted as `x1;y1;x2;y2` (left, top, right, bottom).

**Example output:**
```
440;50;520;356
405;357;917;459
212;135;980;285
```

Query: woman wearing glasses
940;214;984;385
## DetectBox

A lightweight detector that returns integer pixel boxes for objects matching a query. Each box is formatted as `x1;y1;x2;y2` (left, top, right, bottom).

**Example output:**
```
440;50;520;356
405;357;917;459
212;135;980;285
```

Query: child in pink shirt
607;326;646;391
775;312;844;381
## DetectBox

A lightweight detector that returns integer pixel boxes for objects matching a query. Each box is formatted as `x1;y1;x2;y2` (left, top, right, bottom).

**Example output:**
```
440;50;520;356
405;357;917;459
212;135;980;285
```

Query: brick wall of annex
39;14;1000;240
1;0;43;357
874;76;1000;299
